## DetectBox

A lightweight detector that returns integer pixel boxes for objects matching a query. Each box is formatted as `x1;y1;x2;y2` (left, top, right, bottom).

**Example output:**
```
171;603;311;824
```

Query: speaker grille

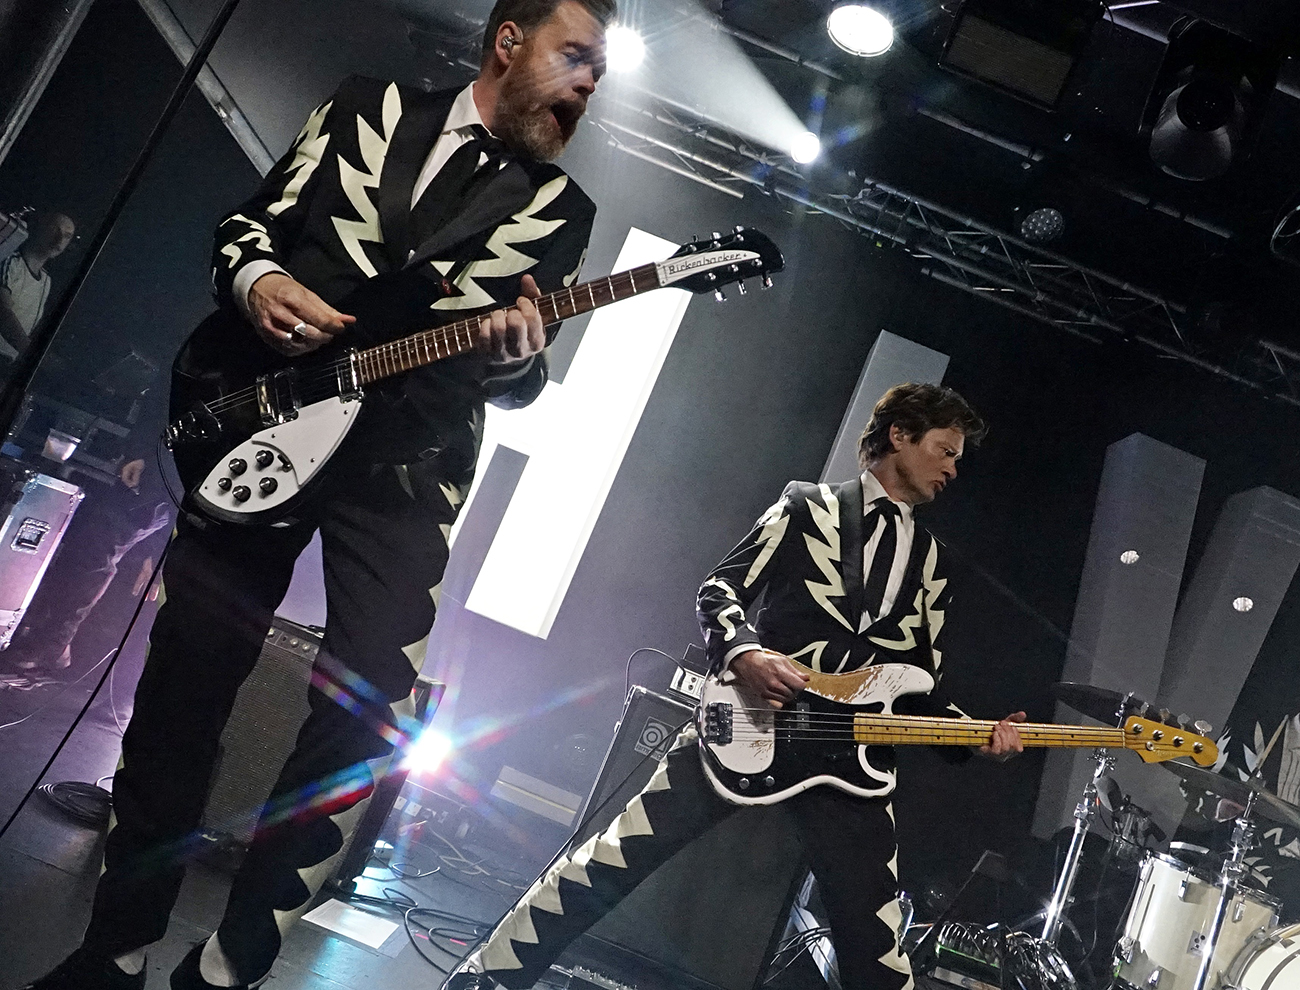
202;618;320;844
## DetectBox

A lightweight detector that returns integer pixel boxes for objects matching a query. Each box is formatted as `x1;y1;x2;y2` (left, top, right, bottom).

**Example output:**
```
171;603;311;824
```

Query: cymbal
1162;760;1300;831
1053;682;1132;725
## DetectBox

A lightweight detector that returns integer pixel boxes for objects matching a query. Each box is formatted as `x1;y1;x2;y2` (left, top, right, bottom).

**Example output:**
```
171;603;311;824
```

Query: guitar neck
351;262;662;386
853;714;1128;751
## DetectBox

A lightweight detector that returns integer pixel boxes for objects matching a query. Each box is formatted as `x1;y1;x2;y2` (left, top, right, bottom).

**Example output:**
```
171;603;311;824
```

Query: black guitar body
167;269;465;503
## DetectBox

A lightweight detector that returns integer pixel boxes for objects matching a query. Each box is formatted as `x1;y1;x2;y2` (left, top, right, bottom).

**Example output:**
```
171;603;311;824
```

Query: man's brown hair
481;0;618;62
858;382;987;469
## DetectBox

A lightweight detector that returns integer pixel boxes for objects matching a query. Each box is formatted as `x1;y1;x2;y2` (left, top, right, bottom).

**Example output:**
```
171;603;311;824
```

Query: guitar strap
839;476;866;629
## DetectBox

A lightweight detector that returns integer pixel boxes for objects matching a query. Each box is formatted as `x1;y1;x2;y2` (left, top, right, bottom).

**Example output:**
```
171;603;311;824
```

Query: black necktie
411;124;507;240
862;498;901;623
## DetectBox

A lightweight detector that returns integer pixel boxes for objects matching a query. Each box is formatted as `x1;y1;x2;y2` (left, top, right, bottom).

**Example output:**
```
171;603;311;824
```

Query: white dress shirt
858;470;914;632
233;83;494;319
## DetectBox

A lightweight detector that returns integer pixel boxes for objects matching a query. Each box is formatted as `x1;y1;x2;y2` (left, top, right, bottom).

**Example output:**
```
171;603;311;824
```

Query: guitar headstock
1123;716;1218;766
655;227;784;300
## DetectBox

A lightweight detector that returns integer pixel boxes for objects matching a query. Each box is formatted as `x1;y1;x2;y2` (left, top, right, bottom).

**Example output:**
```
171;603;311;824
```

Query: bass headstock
1123;716;1218;766
655;227;784;300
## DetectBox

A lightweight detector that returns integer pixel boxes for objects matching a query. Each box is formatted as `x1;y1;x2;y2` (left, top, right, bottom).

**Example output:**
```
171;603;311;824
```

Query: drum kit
1016;683;1300;990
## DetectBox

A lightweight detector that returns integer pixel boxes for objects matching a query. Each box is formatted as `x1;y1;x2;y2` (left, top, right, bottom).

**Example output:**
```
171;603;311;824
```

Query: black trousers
79;458;464;982
463;729;914;990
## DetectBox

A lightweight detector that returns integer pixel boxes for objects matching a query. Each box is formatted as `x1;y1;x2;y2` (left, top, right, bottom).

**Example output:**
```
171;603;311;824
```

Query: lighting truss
598;92;1300;408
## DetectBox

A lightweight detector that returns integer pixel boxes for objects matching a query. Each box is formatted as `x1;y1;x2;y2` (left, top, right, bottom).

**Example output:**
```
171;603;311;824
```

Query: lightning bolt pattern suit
80;77;595;983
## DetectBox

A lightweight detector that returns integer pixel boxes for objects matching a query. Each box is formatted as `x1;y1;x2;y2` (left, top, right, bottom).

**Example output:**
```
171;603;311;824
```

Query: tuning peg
736;281;747;295
761;275;773;289
714;289;726;302
711;231;721;238
1194;719;1212;736
1157;708;1171;725
733;225;745;233
1136;700;1150;717
1177;713;1191;730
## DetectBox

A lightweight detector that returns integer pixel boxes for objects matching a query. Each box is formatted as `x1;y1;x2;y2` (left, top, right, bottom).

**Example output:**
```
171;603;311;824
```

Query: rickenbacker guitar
165;227;783;525
697;659;1219;806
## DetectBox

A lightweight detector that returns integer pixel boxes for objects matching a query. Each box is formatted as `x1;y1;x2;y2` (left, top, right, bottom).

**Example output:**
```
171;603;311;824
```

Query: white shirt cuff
232;261;288;321
721;640;757;671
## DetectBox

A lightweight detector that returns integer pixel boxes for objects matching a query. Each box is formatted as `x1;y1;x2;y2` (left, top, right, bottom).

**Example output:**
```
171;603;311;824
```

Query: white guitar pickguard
194;396;361;523
700;662;936;806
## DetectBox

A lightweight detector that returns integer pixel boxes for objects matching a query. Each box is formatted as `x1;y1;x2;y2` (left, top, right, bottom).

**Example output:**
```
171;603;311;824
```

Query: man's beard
495;63;584;162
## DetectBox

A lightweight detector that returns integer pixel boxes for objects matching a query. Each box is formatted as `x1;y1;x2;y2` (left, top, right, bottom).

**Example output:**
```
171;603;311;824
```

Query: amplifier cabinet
0;464;82;649
568;686;807;990
202;617;320;845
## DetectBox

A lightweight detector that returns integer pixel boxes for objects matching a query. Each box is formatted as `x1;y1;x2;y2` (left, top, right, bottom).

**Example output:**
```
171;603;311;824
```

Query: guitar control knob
259;477;278;496
217;477;232;493
232;485;251;503
228;458;247;476
255;450;274;469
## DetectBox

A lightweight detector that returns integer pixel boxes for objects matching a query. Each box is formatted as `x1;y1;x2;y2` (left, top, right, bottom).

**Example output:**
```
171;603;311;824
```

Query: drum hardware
1188;794;1259;990
1043;747;1117;947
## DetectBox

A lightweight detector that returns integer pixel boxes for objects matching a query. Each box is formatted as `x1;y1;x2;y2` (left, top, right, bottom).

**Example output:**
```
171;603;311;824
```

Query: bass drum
1114;852;1281;990
1222;923;1300;990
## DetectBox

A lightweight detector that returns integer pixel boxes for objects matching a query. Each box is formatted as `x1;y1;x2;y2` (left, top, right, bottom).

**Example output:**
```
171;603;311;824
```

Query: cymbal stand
1189;791;1257;990
1042;747;1115;945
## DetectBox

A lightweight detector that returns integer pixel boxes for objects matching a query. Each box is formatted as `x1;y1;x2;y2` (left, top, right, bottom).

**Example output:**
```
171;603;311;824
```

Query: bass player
446;381;1026;990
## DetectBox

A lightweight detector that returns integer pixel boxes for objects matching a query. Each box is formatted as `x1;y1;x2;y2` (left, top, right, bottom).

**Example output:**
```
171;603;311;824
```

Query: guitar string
194;269;651;417
711;707;1186;731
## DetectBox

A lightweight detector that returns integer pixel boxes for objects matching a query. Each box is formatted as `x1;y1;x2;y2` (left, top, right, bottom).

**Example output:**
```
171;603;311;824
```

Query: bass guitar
166;227;783;524
697;659;1218;805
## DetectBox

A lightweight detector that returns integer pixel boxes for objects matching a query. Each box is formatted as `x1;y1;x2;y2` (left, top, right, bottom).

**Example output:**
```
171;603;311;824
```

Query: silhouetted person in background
0;211;75;367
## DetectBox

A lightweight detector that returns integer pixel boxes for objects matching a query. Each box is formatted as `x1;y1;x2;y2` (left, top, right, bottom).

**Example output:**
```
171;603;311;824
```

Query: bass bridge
702;701;733;745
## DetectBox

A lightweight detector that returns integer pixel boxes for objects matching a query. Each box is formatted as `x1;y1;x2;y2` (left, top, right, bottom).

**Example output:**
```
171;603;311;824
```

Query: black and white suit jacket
697;476;968;727
203;76;596;467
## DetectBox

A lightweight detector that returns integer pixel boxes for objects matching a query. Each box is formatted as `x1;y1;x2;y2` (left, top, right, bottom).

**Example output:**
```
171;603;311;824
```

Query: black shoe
18;947;145;990
170;942;248;990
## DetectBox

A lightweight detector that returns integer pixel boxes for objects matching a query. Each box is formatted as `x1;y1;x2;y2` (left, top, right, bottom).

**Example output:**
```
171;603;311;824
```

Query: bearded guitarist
15;3;612;990
446;382;1026;990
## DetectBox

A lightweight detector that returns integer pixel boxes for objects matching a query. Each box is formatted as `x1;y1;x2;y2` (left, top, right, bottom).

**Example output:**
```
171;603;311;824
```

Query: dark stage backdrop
4;0;1300;903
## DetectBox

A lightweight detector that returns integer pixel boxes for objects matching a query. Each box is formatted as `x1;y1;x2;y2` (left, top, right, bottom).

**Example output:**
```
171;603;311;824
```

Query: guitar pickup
256;368;301;427
703;702;733;745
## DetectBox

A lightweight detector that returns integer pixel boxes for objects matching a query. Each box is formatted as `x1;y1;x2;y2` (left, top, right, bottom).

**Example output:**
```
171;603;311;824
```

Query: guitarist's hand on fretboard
978;711;1027;760
476;273;546;364
729;648;811;709
248;272;356;356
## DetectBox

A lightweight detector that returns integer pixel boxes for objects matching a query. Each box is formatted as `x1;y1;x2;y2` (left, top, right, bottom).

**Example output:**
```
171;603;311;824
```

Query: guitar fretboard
351;262;662;385
851;714;1128;750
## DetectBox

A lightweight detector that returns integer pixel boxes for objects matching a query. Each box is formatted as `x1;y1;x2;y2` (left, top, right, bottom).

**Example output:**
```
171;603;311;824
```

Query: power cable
623;646;677;699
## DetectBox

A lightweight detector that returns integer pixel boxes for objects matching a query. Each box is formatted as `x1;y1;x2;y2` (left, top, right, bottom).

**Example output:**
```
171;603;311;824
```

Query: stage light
404;728;452;774
827;4;894;58
606;25;645;72
1020;207;1064;243
1142;20;1279;182
791;131;822;164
